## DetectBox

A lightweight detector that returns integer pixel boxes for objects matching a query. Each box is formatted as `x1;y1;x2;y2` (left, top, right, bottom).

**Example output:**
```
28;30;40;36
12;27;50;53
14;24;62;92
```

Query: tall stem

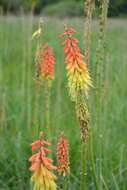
94;0;109;188
76;93;89;190
45;80;52;141
84;0;94;65
33;80;41;136
90;128;100;190
33;18;43;137
78;1;95;187
80;142;87;190
27;14;33;131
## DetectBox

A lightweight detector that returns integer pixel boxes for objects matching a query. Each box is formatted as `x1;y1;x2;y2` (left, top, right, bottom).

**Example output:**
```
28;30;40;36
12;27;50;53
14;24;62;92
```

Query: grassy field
0;16;127;190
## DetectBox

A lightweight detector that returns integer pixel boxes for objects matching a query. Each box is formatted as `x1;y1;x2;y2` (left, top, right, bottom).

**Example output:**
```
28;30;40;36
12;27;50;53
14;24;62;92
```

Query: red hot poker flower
59;26;92;101
40;45;56;80
29;132;57;190
36;44;56;80
57;134;70;176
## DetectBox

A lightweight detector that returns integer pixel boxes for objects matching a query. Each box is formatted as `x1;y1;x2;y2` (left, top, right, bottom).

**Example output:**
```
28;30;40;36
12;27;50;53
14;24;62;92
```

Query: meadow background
0;2;127;190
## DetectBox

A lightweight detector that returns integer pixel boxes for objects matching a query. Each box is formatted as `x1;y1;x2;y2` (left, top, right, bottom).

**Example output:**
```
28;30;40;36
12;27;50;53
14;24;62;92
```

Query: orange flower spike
57;134;70;177
40;45;56;80
29;132;57;190
60;26;92;101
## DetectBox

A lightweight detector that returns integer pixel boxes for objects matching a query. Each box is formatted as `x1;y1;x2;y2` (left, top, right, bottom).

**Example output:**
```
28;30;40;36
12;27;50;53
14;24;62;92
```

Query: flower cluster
60;27;92;101
36;44;56;80
57;134;70;176
41;45;56;80
29;132;57;190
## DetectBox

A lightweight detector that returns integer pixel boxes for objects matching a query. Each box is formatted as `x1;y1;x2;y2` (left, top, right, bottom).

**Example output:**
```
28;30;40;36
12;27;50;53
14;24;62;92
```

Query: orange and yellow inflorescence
29;132;57;190
57;134;70;177
60;27;92;101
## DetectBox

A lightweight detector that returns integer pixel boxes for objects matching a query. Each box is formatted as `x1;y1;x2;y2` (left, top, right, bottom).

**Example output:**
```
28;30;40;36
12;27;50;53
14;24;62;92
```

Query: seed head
76;102;90;143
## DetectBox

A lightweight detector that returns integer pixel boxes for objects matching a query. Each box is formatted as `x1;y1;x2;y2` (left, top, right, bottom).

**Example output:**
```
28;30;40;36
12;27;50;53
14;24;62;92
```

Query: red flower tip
59;27;76;38
29;131;57;173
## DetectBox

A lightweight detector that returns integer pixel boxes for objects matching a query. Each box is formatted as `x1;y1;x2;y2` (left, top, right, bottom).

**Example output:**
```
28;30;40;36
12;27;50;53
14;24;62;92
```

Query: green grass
0;16;127;189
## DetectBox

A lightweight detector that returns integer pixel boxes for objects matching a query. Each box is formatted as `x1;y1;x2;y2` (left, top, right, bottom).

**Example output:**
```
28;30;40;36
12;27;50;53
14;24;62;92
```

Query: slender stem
84;0;94;65
79;1;95;189
27;15;33;130
75;93;88;190
63;177;68;190
94;0;109;188
45;80;52;141
33;80;41;136
80;142;87;190
33;18;43;136
90;127;100;190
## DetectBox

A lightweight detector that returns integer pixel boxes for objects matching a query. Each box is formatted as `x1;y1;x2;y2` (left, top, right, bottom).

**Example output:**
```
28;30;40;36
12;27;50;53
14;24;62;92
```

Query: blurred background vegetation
0;0;127;189
0;0;127;17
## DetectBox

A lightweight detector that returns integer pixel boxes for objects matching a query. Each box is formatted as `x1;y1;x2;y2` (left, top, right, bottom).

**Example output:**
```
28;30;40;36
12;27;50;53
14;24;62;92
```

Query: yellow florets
31;164;57;190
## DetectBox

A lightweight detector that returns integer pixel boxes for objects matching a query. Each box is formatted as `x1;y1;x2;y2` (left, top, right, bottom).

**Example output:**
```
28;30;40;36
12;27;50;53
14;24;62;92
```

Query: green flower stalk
32;18;43;136
84;0;95;65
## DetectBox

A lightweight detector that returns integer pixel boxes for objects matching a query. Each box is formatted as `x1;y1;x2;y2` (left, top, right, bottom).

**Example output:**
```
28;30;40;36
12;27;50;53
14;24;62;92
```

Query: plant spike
60;25;92;190
59;26;92;102
57;133;70;177
33;18;44;136
29;132;57;190
94;0;109;189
